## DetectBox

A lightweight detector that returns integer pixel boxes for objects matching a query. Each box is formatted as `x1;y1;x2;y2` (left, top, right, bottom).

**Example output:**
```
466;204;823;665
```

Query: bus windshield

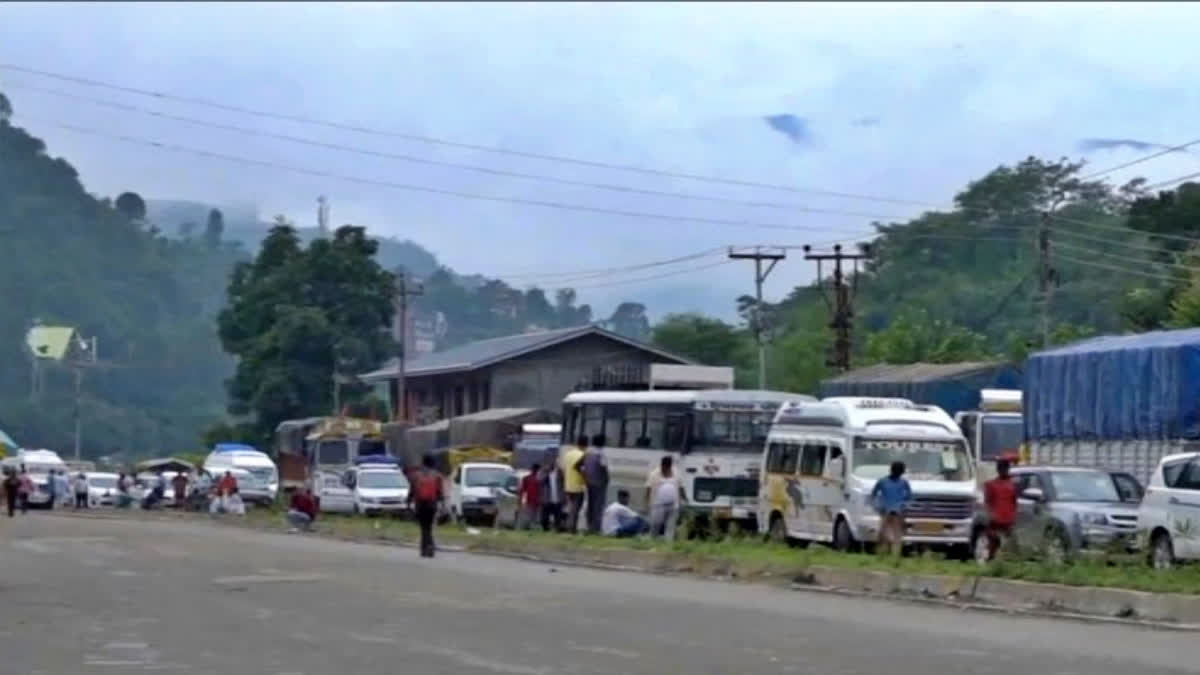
979;415;1023;461
691;410;774;452
852;438;973;481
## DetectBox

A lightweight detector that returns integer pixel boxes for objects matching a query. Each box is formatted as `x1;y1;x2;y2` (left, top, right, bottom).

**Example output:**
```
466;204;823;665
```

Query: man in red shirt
517;463;542;530
287;486;318;532
982;458;1018;560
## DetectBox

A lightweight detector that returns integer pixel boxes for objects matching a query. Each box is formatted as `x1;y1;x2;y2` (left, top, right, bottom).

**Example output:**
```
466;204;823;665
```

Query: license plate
482;506;496;515
712;507;732;519
912;522;944;534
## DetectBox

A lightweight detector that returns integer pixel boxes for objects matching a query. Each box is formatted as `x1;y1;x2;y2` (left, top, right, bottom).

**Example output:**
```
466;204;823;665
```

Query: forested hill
652;157;1200;392
0;90;651;457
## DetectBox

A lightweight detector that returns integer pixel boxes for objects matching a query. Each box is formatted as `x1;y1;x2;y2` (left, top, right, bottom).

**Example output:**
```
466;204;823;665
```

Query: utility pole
728;246;787;389
70;335;98;461
1036;210;1055;348
392;270;424;422
316;195;330;237
804;243;872;372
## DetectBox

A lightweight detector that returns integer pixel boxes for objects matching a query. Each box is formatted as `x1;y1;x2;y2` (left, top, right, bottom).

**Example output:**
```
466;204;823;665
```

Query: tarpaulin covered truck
1024;328;1200;485
820;362;1024;465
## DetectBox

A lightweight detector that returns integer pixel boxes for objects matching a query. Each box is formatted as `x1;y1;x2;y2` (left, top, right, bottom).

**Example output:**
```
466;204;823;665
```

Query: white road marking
212;574;325;585
567;643;639;659
406;643;550;675
347;633;397;644
84;659;149;666
104;642;149;650
109;570;137;577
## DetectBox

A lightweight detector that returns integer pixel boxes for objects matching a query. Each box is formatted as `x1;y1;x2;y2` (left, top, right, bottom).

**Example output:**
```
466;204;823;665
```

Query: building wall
488;334;681;413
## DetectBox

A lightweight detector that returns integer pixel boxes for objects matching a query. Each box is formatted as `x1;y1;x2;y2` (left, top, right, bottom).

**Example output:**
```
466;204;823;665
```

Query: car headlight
1081;512;1107;526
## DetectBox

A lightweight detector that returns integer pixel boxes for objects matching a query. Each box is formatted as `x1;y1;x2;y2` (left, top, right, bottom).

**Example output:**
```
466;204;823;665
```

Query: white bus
560;389;815;529
759;397;976;554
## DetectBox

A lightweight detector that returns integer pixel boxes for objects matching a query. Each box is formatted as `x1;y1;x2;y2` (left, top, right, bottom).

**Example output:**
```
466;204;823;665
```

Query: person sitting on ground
286;486;318;532
602;489;648;538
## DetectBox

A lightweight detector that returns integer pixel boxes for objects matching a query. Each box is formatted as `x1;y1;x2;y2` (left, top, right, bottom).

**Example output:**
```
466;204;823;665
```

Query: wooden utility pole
804;243;872;372
70;335;98;461
392;270;424;422
728;246;787;389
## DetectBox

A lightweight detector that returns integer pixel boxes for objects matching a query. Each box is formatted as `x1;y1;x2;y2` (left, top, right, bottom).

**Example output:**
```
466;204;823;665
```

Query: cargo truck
1023;329;1200;486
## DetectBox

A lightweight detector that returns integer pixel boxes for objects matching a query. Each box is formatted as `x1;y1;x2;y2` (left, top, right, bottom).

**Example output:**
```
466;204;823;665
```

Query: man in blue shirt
871;461;912;556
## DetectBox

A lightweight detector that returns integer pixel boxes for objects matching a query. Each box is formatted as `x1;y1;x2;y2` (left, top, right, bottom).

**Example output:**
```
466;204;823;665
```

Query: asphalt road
1;514;1196;675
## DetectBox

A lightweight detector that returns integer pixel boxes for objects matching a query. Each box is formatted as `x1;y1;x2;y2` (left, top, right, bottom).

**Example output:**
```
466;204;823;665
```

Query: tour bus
758;397;976;554
560;389;815;529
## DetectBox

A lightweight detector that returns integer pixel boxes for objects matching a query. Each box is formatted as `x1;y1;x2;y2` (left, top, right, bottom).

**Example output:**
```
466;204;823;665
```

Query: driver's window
1016;473;1042;496
452;467;462;484
1112;474;1143;503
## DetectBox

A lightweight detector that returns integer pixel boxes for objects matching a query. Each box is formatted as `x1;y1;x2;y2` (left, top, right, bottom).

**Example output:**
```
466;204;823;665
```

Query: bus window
799;443;826;476
602;404;626;447
692;409;773;451
622;405;648;448
581;405;605;441
664;412;690;452
561;404;582;444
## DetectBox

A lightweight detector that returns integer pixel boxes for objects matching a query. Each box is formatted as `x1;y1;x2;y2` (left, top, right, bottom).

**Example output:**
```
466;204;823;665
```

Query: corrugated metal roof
25;326;76;361
824;361;1006;384
1033;327;1200;357
360;324;692;381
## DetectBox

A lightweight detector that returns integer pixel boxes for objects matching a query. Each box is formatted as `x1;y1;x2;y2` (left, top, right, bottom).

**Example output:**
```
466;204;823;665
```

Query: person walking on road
44;469;58;511
17;468;33;515
982;458;1018;561
559;435;588;534
871;461;912;557
3;470;19;517
73;472;89;509
408;454;445;558
646;456;685;541
583;434;610;534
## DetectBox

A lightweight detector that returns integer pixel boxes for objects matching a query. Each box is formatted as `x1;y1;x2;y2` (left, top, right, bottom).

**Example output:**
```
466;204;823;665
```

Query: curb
43;510;1200;630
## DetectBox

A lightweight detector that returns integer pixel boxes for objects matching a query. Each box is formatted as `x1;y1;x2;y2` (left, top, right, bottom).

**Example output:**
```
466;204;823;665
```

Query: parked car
970;466;1139;563
450;462;517;527
1138;452;1200;569
84;472;121;507
313;471;355;514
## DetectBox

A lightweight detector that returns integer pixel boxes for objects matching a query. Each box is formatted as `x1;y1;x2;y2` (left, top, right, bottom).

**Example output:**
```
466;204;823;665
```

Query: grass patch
238;509;1200;595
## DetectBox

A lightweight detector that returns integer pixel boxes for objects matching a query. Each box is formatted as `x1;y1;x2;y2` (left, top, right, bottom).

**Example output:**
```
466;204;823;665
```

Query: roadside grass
228;508;1200;595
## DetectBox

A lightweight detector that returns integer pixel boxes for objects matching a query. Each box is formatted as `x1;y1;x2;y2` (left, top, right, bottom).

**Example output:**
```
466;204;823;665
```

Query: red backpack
413;470;442;502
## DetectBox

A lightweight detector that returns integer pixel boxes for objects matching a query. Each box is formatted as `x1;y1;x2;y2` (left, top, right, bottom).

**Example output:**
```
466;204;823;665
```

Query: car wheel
833;518;857;553
1151;532;1175;570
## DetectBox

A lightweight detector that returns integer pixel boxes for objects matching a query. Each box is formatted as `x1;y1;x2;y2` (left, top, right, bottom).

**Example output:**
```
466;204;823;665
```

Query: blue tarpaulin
819;362;1022;417
1024;328;1200;441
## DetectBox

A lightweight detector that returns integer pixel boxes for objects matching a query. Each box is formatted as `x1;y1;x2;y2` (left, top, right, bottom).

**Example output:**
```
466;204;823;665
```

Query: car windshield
358;471;408;489
246;467;276;483
979;415;1023;461
464;467;513;488
1049;471;1121;502
89;476;118;489
691;409;776;452
852;438;973;481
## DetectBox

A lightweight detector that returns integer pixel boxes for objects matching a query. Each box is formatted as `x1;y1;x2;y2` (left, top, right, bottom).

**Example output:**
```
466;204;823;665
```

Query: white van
203;444;278;505
342;456;410;516
2;448;67;508
758;397;976;555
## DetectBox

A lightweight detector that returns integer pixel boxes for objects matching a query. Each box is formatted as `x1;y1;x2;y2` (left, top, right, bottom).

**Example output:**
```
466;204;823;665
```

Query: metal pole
73;366;82;461
1038;210;1053;348
728;247;786;389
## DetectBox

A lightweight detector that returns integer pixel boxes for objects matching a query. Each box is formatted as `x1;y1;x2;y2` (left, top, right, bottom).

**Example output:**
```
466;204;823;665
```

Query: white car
451;462;517;526
1139;451;1200;568
84;472;121;507
350;467;410;516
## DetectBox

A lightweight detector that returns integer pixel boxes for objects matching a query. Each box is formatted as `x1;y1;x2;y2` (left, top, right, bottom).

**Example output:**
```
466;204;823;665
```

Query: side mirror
1020;487;1045;503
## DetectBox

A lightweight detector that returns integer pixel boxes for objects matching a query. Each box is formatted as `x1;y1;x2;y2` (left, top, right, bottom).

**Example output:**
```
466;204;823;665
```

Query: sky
2;2;1199;322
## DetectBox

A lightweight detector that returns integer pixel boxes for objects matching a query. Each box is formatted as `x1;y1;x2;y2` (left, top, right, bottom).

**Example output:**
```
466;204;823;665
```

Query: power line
0;62;933;208
1080;138;1200;180
1143;169;1200;192
1054;252;1182;283
1051;238;1194;272
494;248;725;281
1049;212;1200;246
40;119;875;235
566;259;737;290
4;81;907;223
1051;226;1177;256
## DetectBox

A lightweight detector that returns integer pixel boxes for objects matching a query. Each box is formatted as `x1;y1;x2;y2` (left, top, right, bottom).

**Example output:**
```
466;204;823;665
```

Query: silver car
971;466;1140;563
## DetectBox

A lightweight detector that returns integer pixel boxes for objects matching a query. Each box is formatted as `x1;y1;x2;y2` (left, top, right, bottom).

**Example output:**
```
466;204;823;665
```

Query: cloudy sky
2;2;1198;321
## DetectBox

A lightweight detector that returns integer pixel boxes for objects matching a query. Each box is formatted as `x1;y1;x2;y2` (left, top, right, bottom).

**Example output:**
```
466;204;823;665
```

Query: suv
970;466;1140;563
1139;452;1200;569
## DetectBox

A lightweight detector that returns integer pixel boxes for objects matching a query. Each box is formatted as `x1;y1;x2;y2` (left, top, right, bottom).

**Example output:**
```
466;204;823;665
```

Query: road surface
1;513;1195;674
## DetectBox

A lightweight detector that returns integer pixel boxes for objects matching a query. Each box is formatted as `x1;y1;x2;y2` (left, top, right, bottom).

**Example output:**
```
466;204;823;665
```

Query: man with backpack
407;454;445;558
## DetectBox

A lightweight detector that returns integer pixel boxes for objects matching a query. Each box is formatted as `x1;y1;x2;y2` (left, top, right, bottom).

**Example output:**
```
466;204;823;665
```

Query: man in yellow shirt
559;435;588;533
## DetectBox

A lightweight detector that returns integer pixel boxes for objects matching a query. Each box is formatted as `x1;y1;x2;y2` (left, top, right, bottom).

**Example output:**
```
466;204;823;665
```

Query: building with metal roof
360;324;694;422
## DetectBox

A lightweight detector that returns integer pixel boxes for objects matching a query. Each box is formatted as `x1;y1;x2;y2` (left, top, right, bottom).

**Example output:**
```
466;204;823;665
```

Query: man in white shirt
645;455;685;540
602;489;646;537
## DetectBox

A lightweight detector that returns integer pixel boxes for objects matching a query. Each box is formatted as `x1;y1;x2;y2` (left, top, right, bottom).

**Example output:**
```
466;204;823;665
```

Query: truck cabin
955;389;1023;465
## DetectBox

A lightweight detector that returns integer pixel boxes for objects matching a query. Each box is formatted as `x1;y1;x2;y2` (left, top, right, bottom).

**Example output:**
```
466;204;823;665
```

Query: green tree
865;307;989;364
217;222;395;441
203;208;225;248
652;313;751;367
115;191;147;222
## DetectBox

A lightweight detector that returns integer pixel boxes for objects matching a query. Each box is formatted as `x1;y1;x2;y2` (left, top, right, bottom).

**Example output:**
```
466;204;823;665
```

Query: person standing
17;468;33;514
171;472;190;508
517;463;542;531
44;469;58;511
583;434;610;534
538;454;565;531
982;457;1018;561
3;470;19;517
407;454;445;558
646;456;685;541
871;461;912;557
559;435;588;533
73;472;89;509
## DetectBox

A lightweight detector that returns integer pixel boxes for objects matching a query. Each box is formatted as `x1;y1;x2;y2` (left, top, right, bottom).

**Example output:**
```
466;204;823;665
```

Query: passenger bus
759;397;976;554
560;389;815;529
